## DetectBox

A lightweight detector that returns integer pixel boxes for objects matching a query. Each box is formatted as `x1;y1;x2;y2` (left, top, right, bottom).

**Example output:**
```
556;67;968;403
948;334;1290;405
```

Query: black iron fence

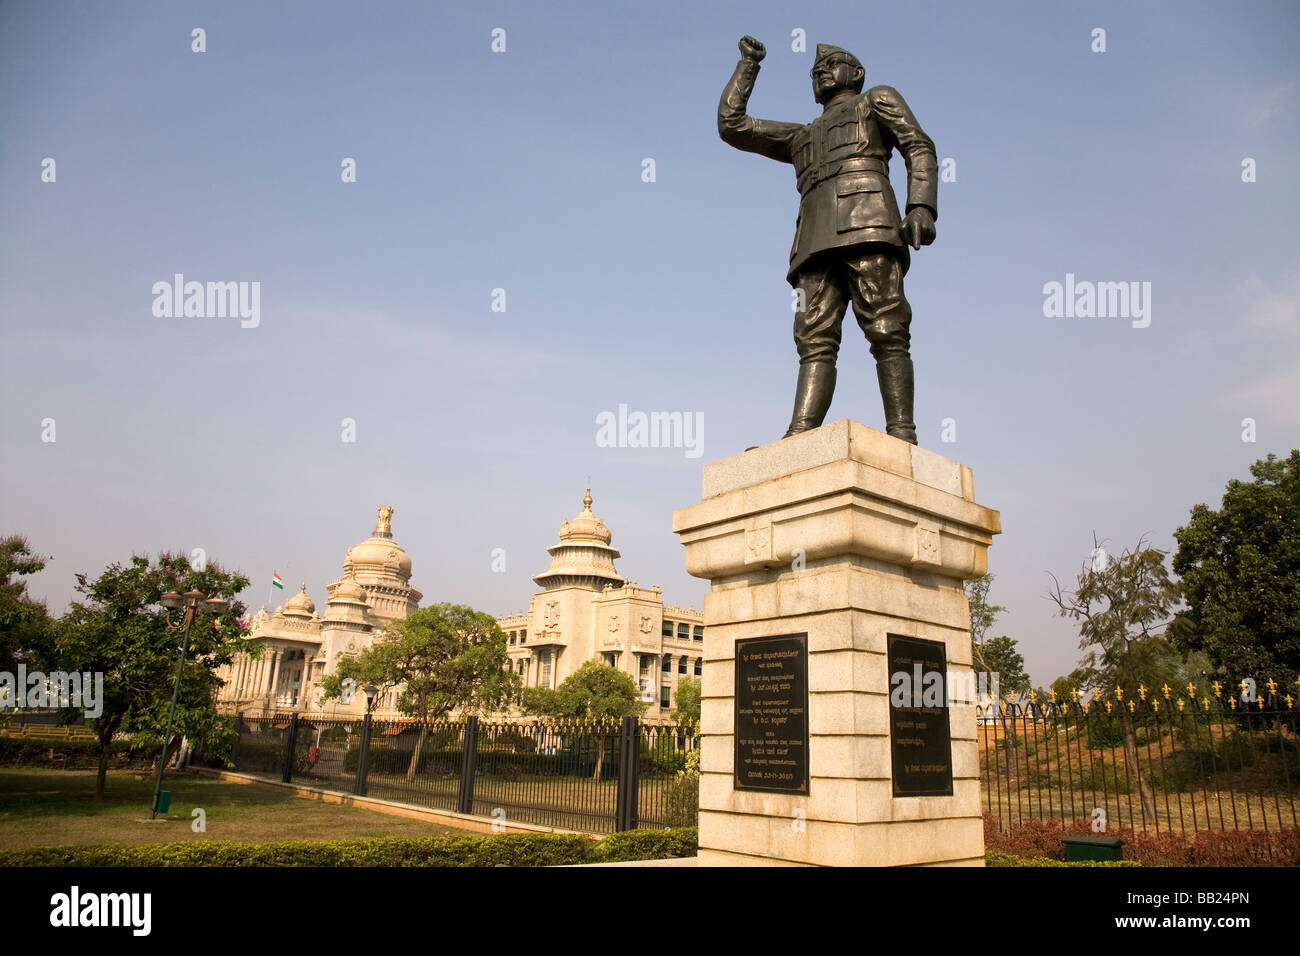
228;713;698;835
981;686;1299;836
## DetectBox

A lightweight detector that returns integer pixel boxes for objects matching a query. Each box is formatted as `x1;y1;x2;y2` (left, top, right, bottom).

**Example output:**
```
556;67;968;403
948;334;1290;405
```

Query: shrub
985;850;1140;867
1080;715;1126;750
983;813;1300;866
485;728;536;754
662;748;699;827
0;827;700;867
0;736;155;770
591;827;697;862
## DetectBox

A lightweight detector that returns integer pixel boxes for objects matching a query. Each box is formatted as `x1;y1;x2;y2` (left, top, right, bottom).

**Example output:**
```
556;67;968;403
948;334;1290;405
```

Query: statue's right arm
717;58;800;163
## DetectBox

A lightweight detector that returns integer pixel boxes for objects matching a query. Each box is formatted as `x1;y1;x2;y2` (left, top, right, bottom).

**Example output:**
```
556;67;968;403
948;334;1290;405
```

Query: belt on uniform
797;156;889;196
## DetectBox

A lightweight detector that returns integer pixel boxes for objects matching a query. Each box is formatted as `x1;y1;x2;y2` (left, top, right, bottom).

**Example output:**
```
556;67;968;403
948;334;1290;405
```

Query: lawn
0;769;467;849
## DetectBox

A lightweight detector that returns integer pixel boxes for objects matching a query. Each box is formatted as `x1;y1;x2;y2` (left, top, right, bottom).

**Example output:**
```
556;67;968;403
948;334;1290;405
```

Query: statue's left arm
870;85;938;247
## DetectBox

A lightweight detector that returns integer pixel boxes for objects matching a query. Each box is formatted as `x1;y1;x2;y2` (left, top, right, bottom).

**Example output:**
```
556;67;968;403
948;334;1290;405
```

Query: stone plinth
672;419;1001;866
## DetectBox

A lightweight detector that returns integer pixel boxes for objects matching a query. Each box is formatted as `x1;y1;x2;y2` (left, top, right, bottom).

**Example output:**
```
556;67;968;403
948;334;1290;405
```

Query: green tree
670;675;701;724
52;552;249;799
1170;450;1300;691
1049;675;1073;704
521;660;644;779
0;535;53;681
1048;536;1182;820
964;573;1007;676
321;602;518;780
980;635;1030;696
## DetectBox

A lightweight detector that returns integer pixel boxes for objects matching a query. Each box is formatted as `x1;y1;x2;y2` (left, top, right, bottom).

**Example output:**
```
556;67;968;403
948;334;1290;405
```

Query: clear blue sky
2;0;1297;685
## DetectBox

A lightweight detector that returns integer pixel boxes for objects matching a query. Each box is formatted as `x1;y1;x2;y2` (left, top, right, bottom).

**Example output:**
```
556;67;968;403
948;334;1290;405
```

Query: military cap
813;43;863;69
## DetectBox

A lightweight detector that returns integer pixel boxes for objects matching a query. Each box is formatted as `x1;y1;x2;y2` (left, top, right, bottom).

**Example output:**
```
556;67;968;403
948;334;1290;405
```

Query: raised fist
738;36;766;62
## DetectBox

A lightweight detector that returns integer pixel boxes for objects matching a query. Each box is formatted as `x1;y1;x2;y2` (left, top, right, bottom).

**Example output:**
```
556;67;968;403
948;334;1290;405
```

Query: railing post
458;716;480;815
354;712;373;796
615;715;640;831
281;713;298;783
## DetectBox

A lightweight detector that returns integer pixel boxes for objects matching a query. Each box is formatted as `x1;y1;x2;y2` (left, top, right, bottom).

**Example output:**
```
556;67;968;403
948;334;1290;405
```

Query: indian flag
272;572;284;590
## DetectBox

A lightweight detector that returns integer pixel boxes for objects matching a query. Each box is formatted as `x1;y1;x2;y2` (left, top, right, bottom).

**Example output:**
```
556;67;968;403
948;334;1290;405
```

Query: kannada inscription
888;633;954;797
734;633;809;794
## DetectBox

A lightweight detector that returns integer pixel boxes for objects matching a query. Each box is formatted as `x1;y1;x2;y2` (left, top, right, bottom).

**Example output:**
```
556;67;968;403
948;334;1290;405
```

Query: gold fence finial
1162;683;1171;699
1138;684;1148;701
1187;682;1197;697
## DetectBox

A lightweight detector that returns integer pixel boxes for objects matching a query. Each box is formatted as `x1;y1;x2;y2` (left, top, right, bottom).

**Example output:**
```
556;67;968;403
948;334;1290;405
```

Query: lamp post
152;588;228;819
354;684;379;796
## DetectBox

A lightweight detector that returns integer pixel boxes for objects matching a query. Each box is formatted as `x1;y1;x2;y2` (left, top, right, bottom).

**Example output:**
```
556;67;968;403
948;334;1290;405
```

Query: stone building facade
497;490;705;716
215;496;703;721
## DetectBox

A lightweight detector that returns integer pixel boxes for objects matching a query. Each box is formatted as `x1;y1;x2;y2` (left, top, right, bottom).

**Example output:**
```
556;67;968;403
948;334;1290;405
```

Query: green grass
0;769;467;849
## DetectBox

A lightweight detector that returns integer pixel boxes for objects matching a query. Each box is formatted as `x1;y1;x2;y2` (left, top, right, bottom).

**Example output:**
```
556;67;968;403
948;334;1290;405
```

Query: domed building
215;506;419;717
217;495;704;720
498;490;705;718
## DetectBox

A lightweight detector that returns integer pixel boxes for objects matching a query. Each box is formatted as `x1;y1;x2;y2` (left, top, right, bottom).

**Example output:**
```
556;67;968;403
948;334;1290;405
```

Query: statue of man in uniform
718;36;938;444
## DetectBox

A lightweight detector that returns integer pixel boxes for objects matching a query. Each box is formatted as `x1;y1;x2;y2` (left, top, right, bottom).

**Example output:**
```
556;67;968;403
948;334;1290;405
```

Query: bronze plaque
888;633;954;797
734;633;809;794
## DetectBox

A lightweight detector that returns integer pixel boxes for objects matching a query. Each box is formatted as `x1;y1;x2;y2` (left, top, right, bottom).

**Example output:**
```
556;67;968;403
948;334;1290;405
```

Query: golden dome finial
376;505;394;535
583;488;593;512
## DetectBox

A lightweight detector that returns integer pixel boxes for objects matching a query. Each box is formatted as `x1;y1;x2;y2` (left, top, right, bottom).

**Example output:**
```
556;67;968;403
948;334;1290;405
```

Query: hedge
0;735;156;770
983;813;1300;866
985;850;1141;867
0;826;699;867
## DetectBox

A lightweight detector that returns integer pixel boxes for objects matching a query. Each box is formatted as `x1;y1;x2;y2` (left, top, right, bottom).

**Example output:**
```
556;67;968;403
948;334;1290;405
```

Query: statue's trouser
785;249;917;443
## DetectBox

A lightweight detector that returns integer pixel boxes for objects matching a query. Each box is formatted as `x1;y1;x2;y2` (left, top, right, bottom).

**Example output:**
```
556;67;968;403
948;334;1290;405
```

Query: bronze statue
719;37;938;444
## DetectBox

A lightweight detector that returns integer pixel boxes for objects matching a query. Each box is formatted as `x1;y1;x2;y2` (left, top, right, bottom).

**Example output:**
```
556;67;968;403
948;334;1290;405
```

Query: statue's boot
877;354;918;444
782;361;837;439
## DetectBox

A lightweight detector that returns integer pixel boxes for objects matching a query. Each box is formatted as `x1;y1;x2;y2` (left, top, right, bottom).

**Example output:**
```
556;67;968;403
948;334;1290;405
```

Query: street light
355;684;380;797
151;588;228;820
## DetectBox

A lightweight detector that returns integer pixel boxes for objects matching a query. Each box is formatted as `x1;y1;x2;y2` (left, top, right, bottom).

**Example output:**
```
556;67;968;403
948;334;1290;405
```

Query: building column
267;650;282;705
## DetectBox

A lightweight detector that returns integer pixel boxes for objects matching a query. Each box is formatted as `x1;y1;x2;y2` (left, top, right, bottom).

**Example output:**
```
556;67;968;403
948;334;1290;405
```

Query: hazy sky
2;0;1296;685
